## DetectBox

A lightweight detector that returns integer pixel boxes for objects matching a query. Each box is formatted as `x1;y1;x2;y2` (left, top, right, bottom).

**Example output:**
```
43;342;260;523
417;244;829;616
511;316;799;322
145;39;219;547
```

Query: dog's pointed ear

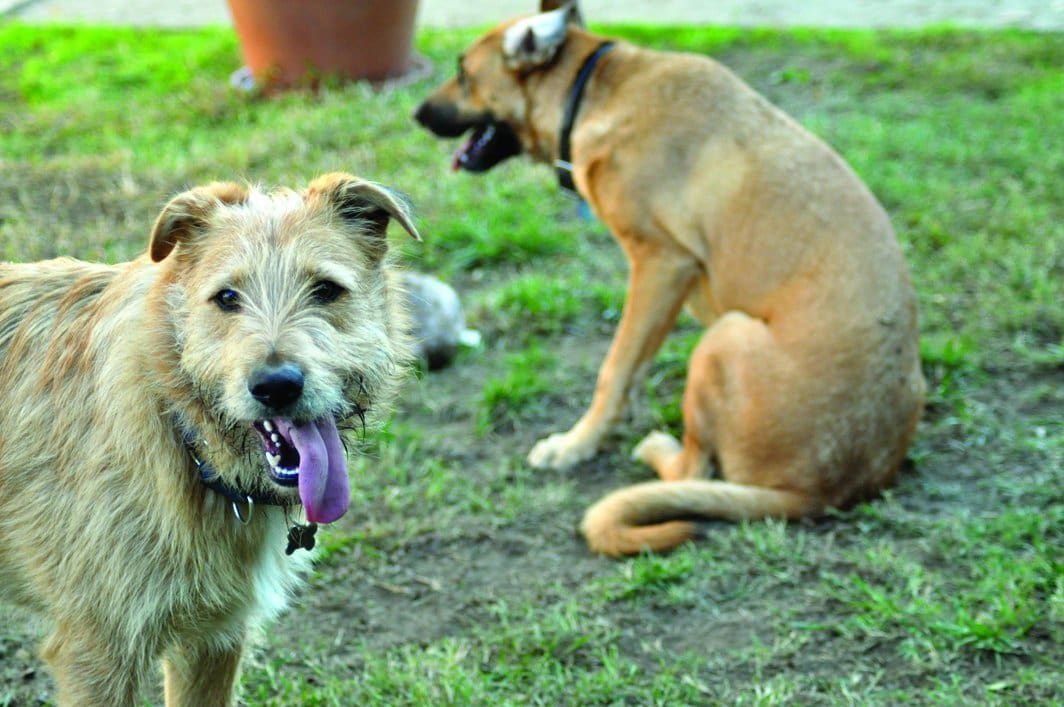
307;173;420;261
503;4;580;71
539;0;584;28
149;182;248;262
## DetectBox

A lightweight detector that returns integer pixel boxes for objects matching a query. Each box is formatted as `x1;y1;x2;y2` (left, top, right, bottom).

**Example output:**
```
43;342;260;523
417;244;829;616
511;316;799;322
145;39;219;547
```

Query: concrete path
2;0;1062;30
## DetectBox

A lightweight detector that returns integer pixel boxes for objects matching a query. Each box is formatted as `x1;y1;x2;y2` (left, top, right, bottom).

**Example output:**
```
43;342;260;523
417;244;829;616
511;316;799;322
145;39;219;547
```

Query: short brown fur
0;173;417;703
415;2;925;556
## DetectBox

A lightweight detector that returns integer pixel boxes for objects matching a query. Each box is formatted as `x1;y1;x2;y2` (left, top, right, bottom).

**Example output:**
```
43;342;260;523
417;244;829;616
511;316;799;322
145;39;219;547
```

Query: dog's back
0;258;115;351
0;258;130;610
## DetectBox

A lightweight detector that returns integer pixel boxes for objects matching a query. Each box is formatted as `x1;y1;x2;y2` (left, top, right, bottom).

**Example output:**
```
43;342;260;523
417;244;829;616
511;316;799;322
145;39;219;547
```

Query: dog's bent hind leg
636;310;794;487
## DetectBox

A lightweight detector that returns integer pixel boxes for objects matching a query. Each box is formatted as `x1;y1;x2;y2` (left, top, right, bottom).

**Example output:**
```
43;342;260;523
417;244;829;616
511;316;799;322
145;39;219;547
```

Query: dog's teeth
263;420;274;432
267;453;280;468
270;433;280;444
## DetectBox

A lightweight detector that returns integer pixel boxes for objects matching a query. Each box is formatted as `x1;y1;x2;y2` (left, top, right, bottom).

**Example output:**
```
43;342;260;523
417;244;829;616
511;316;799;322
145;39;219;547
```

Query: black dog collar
182;431;291;517
184;431;317;554
556;41;616;193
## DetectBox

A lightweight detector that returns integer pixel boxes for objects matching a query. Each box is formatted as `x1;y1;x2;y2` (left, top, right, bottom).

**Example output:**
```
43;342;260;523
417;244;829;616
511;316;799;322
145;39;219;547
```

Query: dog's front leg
44;632;146;707
528;243;700;470
163;636;244;707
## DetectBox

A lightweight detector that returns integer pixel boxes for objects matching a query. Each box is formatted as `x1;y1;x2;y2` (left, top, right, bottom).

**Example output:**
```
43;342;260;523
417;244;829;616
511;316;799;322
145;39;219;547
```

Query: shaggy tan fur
0;173;418;704
415;1;925;556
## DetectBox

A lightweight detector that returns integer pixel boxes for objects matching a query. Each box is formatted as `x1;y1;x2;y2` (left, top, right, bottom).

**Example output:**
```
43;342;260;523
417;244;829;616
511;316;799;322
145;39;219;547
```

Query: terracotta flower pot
227;0;420;90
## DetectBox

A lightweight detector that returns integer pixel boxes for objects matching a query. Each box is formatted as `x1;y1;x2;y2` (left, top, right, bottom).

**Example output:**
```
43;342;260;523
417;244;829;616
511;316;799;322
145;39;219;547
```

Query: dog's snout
248;363;304;410
413;99;469;138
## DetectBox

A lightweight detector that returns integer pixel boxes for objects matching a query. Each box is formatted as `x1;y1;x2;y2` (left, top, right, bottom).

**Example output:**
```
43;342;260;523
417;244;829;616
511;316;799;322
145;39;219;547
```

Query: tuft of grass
600;551;697;602
479;272;622;343
490;274;586;334
478;344;558;433
821;508;1063;659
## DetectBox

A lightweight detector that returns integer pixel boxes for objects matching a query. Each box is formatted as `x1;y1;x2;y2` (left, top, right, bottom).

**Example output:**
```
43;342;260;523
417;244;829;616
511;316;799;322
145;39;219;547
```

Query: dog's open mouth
451;120;522;173
252;418;350;524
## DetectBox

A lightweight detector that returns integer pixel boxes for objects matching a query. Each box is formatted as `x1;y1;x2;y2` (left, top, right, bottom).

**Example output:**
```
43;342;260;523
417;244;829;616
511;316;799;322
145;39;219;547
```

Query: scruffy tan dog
415;1;925;556
0;173;418;704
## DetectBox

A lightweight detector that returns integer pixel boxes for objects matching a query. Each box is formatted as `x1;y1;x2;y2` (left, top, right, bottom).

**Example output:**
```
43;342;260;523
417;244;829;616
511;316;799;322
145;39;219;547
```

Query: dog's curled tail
580;479;819;557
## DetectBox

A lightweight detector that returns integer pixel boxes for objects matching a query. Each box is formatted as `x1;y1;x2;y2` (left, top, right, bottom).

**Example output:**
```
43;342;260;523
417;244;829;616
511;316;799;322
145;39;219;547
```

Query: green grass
1;20;1062;707
479;344;559;432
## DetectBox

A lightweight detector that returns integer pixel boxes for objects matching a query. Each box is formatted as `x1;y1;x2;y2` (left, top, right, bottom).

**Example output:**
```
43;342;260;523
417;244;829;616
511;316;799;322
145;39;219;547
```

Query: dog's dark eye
212;288;241;313
310;280;345;305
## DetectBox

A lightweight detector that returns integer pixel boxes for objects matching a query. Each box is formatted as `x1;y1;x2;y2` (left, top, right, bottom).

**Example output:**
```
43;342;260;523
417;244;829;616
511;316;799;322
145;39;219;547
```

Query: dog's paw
632;430;681;466
527;431;596;470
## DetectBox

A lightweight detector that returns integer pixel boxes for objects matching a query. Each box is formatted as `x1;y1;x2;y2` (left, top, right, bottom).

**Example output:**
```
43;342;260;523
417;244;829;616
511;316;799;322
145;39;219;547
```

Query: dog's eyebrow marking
456;53;466;82
204;269;245;295
305;265;357;294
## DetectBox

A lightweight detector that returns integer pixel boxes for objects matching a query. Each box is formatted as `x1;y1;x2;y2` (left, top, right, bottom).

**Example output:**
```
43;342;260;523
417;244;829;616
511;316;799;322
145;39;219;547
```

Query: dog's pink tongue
289;417;349;524
451;140;472;172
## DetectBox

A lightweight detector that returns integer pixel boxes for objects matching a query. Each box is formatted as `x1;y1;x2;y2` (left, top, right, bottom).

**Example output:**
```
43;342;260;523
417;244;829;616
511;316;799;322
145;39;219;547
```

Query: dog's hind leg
632;307;751;484
164;637;244;707
678;309;820;494
597;309;825;553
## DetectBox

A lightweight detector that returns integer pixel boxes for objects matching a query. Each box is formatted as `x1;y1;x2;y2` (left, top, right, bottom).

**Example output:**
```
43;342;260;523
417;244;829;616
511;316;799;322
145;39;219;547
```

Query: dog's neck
555;41;616;193
181;430;291;511
182;430;319;554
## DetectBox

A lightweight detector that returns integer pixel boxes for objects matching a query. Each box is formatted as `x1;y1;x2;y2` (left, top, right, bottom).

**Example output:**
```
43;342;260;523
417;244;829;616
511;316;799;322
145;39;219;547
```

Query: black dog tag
285;522;318;555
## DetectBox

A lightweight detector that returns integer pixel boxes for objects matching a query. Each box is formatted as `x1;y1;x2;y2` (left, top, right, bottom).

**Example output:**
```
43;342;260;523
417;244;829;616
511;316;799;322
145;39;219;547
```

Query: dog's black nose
413;100;468;138
248;363;304;409
413;100;432;128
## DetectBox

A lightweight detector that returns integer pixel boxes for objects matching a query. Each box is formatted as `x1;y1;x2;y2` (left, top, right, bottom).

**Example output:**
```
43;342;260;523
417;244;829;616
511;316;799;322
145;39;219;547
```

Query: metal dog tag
285;522;318;555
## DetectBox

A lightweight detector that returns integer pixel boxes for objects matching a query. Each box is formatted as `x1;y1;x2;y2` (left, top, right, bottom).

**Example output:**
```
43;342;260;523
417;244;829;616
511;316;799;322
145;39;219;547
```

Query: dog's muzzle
414;101;523;173
414;100;470;138
241;363;352;524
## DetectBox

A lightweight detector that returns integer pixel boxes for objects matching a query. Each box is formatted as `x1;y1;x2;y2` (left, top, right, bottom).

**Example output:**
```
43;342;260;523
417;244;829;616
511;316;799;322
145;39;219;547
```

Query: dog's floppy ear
504;3;581;72
306;173;420;260
149;182;248;262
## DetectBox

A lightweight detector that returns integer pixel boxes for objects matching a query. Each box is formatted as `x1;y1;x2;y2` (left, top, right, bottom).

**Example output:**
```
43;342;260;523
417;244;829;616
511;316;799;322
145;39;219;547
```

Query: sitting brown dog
0;173;418;704
415;1;925;556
